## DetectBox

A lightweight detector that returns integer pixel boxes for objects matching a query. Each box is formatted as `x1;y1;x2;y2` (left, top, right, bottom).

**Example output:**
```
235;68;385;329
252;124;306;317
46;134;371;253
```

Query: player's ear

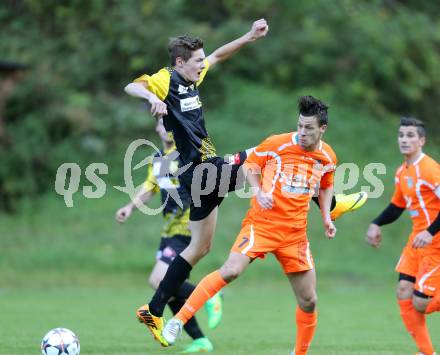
175;56;184;68
319;124;327;134
420;136;426;147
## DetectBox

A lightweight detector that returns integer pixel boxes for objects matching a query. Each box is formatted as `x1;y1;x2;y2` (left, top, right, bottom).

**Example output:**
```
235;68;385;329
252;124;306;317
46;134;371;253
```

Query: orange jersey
391;153;440;246
243;132;337;230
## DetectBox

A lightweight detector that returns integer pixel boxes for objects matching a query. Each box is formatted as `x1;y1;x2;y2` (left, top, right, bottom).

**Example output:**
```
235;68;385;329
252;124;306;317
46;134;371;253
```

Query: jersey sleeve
244;136;277;172
391;168;406;208
320;170;335;189
426;161;440;192
320;144;337;189
134;68;171;101
196;59;210;87
143;164;160;193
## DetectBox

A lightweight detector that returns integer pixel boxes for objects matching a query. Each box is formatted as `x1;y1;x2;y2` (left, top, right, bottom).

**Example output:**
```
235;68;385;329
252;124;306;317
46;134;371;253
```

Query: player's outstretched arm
124;82;168;118
206;19;269;68
115;186;155;223
318;187;336;239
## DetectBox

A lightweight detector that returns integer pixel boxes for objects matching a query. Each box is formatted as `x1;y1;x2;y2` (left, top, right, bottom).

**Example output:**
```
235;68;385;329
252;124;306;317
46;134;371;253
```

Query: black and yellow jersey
144;145;191;238
134;59;217;164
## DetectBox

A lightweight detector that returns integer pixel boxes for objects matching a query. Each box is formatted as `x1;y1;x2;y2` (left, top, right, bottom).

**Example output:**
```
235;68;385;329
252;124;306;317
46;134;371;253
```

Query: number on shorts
238;236;249;248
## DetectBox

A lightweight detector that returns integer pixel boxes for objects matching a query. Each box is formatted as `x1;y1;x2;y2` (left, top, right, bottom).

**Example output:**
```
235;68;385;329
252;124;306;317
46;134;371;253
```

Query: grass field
0;267;437;355
1;192;440;354
1;82;439;354
2;280;440;354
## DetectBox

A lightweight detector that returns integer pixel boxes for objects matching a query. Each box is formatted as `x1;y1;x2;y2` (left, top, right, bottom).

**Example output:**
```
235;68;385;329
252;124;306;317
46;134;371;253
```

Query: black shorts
156;234;191;265
179;151;247;221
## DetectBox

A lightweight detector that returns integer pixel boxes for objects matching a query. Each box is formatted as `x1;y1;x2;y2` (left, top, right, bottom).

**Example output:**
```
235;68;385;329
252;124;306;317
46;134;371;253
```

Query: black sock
331;195;336;210
175;281;196;299
149;255;192;316
312;196;337;211
168;298;204;340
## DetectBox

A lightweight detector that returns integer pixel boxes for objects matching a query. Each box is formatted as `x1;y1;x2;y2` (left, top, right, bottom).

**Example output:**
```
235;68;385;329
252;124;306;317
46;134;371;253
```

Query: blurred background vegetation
1;0;439;211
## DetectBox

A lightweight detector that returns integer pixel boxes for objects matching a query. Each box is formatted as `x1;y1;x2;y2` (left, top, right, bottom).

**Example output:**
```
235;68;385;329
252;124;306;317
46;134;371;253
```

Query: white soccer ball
41;328;80;355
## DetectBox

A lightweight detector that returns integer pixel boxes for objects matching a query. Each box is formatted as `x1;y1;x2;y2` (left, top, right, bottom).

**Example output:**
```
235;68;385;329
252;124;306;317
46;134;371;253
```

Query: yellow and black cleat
136;304;169;347
330;192;368;220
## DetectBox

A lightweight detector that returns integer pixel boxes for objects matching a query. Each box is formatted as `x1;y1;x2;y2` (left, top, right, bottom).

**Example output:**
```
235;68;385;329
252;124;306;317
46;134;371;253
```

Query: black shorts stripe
414;289;430;299
398;273;416;283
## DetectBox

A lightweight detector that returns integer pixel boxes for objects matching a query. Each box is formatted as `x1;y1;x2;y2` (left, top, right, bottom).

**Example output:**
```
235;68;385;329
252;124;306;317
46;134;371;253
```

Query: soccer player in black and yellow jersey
115;119;222;352
124;19;367;347
125;19;269;346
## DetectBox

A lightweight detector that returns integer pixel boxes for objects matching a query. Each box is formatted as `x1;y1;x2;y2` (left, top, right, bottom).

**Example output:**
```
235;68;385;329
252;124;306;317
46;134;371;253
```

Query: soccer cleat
162;317;183;345
182;337;214;353
205;291;223;329
330;191;368;220
416;353;437;355
136;304;169;347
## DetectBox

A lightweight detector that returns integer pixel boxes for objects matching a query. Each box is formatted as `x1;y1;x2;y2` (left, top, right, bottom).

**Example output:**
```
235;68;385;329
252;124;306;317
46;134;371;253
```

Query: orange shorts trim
230;222;314;274
415;253;440;297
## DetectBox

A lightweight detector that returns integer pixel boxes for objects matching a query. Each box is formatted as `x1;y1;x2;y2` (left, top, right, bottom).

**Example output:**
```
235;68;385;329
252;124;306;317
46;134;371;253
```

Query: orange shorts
230;222;314;274
396;239;440;297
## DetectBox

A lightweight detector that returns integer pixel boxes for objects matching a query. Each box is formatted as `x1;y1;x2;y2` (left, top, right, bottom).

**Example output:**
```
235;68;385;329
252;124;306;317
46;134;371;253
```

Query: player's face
398;126;425;156
176;49;206;83
156;119;173;144
297;114;327;151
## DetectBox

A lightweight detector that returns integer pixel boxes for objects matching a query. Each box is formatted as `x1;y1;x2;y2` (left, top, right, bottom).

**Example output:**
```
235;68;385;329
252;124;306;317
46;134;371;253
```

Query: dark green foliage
1;0;439;211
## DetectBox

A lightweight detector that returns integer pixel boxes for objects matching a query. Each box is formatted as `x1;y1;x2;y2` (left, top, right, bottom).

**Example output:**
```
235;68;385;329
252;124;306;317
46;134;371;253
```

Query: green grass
1;81;439;353
1;193;440;354
1;281;439;354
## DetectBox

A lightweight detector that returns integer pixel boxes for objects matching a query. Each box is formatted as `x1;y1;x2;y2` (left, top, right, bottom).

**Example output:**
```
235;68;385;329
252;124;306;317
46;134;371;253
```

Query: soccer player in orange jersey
162;96;337;355
366;117;440;355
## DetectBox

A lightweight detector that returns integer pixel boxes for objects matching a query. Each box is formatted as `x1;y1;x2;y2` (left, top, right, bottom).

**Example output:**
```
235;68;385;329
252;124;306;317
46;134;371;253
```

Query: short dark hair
400;116;426;137
168;35;204;66
298;95;329;126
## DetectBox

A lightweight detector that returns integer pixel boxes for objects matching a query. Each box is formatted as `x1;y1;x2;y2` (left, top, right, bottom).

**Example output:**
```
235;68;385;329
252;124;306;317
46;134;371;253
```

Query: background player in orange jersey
162;96;337;355
366;117;440;355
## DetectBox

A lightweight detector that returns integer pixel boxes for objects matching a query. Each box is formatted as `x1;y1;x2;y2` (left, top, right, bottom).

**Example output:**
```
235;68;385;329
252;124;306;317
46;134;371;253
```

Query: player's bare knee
412;297;428;313
199;242;212;257
184;242;212;262
219;263;242;283
396;282;413;300
298;294;317;312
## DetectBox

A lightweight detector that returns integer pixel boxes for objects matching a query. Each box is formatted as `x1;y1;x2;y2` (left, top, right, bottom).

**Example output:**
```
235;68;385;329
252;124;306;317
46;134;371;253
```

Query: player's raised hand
248;19;269;41
324;219;337;239
412;230;433;249
115;205;133;223
366;223;382;248
256;189;273;210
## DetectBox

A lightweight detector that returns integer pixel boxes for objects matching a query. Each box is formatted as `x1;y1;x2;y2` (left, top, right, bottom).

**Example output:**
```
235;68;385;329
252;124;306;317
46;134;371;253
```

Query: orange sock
176;270;227;324
295;306;317;355
398;299;434;354
426;293;440;314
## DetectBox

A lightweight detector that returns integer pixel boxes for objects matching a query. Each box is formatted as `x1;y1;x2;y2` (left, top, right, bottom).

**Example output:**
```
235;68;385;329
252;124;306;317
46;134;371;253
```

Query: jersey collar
405;152;425;167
